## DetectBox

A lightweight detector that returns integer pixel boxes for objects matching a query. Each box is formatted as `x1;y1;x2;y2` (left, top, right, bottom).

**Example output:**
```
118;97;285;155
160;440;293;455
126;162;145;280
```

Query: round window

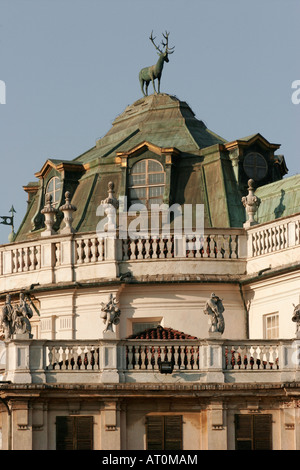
243;152;268;181
45;176;62;206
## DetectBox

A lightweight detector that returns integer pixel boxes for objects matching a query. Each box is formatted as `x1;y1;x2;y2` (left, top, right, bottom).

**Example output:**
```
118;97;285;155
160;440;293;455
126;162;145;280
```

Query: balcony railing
0;212;299;287
2;337;299;385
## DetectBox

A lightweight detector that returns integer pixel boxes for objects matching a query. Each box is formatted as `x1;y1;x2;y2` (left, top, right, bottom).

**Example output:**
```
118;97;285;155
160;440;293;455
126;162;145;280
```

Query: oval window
243;152;268;181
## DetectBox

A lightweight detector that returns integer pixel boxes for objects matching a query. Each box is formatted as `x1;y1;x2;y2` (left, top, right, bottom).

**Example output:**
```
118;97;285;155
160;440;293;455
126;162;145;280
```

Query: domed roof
73;93;227;164
15;93;288;241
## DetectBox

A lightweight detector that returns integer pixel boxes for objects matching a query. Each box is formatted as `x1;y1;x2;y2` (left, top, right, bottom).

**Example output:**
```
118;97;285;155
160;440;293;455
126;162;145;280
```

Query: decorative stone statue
292;303;300;338
100;182;119;233
1;294;14;339
242;179;261;228
13;293;33;336
139;31;175;97
100;293;121;334
0;293;33;339
204;293;225;335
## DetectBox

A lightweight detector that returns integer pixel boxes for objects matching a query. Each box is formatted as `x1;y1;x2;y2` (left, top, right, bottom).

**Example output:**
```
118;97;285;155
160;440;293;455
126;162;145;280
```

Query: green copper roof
73;94;227;164
255;174;300;223
13;93;294;242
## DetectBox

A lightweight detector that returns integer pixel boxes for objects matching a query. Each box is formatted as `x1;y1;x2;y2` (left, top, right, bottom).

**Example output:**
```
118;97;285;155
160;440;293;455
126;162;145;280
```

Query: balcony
2;336;299;385
0;212;299;292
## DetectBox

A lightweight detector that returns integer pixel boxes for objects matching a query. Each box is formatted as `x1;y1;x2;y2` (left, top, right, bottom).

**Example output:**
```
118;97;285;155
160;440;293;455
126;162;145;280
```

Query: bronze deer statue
139;31;175;97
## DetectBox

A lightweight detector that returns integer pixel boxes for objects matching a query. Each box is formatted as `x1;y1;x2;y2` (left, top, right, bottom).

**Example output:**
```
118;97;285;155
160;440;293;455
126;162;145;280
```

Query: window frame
45;176;62;207
146;415;183;450
235;414;272;450
243;152;268;181
56;416;93;450
263;313;279;339
128;159;166;209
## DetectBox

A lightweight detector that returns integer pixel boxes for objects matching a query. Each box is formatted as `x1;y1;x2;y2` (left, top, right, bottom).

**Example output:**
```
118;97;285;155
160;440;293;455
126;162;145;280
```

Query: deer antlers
149;31;175;55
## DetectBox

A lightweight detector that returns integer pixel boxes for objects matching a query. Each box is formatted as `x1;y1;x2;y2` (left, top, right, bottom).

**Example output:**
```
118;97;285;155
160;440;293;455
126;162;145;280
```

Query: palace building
0;91;299;450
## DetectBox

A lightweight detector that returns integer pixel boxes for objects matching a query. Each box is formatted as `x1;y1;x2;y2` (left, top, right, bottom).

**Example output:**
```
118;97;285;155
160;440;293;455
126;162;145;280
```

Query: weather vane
139;31;175;97
0;205;16;242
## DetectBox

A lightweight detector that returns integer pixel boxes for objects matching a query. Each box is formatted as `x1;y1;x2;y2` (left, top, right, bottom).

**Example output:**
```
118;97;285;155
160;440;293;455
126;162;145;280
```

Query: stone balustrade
247;215;300;257
2;337;299;385
0;213;299;288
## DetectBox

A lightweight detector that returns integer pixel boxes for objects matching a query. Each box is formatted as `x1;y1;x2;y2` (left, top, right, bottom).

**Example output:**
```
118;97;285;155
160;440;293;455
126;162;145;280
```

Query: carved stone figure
204;293;225;334
13;293;33;336
139;31;175;97
292;303;300;338
0;293;33;339
100;182;119;234
1;295;14;339
100;293;121;333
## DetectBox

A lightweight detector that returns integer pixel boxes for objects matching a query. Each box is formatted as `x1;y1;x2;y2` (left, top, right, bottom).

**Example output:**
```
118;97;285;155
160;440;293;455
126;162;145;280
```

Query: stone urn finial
100;182;119;233
59;191;77;234
242;179;261;228
41;194;58;236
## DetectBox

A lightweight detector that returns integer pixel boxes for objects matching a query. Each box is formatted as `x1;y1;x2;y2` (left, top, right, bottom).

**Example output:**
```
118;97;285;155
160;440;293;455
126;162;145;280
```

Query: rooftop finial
139;31;175;97
242;179;261;228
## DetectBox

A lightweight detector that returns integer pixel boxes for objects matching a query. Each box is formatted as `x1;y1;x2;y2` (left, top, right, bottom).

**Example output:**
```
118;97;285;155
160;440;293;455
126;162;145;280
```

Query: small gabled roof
224;133;281;152
34;159;85;179
127;325;198;340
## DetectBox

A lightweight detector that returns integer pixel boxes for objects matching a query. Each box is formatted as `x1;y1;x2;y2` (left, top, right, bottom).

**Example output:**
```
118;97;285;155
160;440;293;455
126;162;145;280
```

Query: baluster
269;346;275;370
36;246;41;269
144;238;151;259
74;347;81;369
86;346;93;370
184;346;191;370
99;238;105;261
150;346;156;370
231;235;237;259
122;239;129;261
134;346;140;369
158;239;165;259
151;238;158;259
173;345;179;370
127;345;133;370
90;239;97;263
140;346;146;369
94;347;100;369
16;249;22;272
223;235;230;259
130;240;137;260
166;238;173;258
251;346;257;369
137;239;144;260
230;346;236;369
84;239;90;263
23;247;29;271
47;347;54;369
60;347;67;370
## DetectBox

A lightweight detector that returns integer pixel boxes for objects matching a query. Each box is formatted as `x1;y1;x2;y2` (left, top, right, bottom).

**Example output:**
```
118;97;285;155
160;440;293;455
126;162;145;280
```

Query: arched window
45;176;62;206
129;159;165;209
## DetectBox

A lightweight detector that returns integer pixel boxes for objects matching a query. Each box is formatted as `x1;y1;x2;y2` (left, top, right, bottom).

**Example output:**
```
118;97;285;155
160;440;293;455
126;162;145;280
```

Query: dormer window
46;176;62;207
243;152;268;181
129;159;165;209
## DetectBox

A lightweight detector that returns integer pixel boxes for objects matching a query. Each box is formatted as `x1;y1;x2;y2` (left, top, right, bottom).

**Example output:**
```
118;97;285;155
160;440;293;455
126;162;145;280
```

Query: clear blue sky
0;0;299;243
